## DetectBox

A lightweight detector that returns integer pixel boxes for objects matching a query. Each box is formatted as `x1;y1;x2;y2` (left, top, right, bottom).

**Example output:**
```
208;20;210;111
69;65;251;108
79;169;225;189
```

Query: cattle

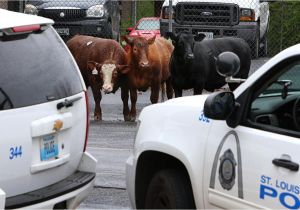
123;35;173;121
166;31;251;97
67;35;130;121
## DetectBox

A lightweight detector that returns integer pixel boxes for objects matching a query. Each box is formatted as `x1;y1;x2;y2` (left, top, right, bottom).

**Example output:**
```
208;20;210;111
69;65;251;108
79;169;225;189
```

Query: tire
105;22;113;39
251;26;260;59
144;169;196;209
260;36;268;57
252;34;260;59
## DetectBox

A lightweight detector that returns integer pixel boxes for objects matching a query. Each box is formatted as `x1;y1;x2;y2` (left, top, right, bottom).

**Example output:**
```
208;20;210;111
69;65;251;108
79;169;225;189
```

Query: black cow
166;31;251;97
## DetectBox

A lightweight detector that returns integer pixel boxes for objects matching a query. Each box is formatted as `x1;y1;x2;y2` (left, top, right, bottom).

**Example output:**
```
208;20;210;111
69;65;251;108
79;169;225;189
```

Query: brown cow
67;35;130;121
123;35;173;121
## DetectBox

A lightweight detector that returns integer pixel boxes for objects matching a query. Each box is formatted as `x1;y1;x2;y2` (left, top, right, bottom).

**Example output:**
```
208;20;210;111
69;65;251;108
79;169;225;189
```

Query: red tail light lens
12;25;41;33
84;91;90;152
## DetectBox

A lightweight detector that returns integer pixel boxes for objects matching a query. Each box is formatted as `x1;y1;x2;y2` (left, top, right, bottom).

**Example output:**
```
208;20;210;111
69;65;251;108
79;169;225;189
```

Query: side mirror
126;27;133;33
216;52;246;84
204;91;235;120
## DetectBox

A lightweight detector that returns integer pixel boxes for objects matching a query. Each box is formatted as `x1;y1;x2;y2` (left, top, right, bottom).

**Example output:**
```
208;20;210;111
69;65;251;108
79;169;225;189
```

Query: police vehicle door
203;58;300;209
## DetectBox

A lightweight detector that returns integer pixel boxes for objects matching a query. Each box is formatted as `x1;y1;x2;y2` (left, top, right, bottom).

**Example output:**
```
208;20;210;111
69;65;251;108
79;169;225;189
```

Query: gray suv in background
24;0;121;41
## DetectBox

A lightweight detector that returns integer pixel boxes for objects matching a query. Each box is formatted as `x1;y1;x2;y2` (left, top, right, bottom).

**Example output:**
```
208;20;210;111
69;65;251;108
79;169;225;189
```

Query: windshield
136;19;160;30
0;27;83;110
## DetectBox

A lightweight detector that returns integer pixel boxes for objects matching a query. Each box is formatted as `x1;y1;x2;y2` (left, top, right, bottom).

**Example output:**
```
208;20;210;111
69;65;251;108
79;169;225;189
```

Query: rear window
0;27;83;110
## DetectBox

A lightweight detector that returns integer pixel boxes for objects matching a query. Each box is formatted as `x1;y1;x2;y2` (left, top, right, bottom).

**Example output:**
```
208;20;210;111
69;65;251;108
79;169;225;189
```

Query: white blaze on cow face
101;64;116;93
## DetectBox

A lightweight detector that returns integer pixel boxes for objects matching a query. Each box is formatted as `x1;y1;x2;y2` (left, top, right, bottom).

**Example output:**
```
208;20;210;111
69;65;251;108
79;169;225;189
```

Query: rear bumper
3;152;97;209
160;20;258;43
5;171;95;209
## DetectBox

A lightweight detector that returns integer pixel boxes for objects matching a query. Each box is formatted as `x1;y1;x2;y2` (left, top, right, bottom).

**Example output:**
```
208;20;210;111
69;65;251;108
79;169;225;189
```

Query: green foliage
268;1;300;56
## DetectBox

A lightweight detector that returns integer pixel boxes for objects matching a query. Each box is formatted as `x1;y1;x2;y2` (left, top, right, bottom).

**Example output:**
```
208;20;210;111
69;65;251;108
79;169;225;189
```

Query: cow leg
228;83;239;91
166;78;173;99
150;82;160;104
160;83;166;102
91;86;102;121
174;87;183;98
194;87;203;95
121;86;130;121
129;88;137;122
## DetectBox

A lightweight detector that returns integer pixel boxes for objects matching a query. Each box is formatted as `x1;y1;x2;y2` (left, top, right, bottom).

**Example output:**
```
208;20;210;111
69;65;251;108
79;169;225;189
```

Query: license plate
40;134;59;161
55;28;69;35
199;32;214;40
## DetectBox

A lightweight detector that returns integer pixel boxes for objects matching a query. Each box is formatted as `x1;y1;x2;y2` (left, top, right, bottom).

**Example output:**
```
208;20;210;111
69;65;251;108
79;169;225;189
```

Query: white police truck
126;44;300;209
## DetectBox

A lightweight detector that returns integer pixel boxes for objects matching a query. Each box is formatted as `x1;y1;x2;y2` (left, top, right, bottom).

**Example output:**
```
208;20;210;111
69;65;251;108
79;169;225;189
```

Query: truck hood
27;0;105;9
162;0;259;9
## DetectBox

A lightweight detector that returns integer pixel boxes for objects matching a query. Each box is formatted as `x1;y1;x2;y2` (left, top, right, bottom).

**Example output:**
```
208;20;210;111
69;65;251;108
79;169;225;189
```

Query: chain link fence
1;0;299;60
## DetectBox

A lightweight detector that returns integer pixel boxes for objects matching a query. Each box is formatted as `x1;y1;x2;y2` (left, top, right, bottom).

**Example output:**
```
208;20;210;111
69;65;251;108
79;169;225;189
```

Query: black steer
167;31;251;97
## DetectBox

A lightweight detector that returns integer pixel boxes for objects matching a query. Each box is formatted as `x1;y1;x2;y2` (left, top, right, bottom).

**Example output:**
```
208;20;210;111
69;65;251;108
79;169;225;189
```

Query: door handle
272;158;299;171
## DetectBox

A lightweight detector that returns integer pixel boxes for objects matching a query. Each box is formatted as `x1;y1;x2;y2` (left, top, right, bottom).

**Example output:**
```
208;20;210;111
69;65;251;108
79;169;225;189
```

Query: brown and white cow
123;35;173;121
67;35;129;121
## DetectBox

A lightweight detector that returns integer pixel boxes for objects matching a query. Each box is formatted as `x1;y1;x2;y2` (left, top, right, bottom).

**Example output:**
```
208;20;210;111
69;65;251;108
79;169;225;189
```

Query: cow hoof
94;115;102;121
130;116;136;122
124;115;131;122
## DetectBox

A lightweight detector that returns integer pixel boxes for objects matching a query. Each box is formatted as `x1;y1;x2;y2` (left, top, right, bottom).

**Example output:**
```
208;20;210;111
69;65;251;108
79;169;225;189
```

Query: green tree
268;1;300;56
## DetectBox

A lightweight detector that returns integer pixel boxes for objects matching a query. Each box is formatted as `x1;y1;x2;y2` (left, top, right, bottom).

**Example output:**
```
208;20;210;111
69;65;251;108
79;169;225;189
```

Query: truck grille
175;3;239;26
38;9;87;21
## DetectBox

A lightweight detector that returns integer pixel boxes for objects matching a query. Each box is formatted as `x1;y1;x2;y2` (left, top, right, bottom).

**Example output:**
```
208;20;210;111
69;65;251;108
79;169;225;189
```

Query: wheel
105;21;113;39
144;169;196;209
293;97;300;130
112;17;121;42
252;33;260;59
260;36;268;57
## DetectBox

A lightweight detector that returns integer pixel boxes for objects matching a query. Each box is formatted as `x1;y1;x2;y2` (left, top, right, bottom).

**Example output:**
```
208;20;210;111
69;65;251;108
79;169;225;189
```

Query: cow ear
87;61;97;70
194;33;206;42
124;35;134;45
117;65;130;74
147;35;156;45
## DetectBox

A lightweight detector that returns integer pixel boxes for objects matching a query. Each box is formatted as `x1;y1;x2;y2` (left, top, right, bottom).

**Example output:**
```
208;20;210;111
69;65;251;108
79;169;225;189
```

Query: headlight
87;5;105;18
24;4;38;15
240;8;255;21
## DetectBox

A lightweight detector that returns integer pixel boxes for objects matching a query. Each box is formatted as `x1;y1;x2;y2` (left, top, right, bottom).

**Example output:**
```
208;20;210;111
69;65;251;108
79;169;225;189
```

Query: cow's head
124;35;156;69
87;61;130;94
166;31;206;63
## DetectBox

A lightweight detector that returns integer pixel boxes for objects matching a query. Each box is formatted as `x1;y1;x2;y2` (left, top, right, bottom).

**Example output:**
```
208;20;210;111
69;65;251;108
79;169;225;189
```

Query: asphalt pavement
78;58;268;209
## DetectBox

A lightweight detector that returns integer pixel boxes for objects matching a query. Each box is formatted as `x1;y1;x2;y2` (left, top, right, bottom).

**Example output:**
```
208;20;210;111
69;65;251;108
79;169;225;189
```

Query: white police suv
0;9;96;209
126;44;300;209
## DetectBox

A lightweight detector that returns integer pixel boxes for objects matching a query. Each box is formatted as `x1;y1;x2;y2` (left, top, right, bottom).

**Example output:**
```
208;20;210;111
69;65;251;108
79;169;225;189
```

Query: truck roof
0;9;53;30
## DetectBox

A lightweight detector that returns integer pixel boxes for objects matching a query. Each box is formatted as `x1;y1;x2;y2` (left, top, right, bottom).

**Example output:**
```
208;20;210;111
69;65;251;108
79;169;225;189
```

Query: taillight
12;24;41;33
84;91;90;152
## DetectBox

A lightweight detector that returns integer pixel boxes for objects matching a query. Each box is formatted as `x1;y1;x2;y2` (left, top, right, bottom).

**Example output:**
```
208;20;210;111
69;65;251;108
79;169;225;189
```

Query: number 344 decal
9;146;22;160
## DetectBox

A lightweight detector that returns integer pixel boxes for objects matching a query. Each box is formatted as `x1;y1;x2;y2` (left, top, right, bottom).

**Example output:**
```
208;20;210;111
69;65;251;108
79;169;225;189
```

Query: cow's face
166;32;206;63
87;61;129;94
124;35;156;69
